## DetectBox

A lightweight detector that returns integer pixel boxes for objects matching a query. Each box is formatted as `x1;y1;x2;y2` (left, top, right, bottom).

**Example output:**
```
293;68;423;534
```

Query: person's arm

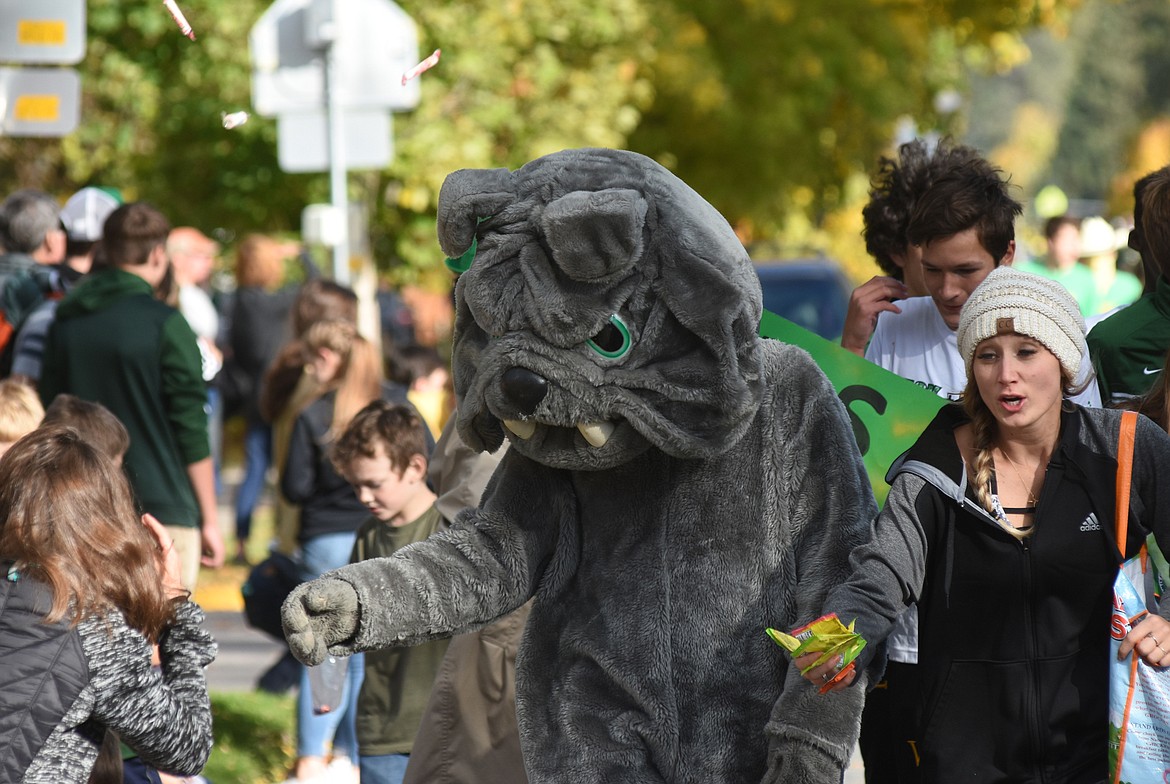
186;457;224;569
158;313;222;567
840;276;907;357
81;602;215;775
796;472;931;693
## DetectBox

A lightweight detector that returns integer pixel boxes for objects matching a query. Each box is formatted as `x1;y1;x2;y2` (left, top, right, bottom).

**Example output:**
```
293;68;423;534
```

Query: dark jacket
1;564;215;783
39;268;209;527
828;404;1170;783
281;382;423;542
0;565;88;784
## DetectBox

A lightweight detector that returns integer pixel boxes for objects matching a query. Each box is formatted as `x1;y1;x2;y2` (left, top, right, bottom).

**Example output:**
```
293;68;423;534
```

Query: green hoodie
40;268;209;527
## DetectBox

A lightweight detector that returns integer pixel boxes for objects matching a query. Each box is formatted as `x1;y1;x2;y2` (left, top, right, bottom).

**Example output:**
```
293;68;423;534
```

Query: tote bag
1108;410;1170;783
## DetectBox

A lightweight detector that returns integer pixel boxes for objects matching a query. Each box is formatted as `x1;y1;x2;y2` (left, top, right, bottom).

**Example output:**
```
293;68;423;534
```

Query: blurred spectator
377;283;416;349
10;187;121;386
251;279;358;696
0;189;66;374
386;343;450;440
39;202;224;590
220;234;316;564
1080;216;1140;317
168;227;224;494
1016;215;1099;316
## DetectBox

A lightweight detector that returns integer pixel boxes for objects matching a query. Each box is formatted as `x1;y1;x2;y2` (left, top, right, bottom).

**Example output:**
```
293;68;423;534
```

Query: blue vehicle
754;260;853;341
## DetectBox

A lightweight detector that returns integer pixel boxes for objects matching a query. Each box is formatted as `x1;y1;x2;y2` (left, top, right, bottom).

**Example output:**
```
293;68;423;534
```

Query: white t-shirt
865;296;1101;663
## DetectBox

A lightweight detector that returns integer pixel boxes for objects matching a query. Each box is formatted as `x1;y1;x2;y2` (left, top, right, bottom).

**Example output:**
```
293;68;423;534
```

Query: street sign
0;0;85;65
277;109;392;173
250;0;421;116
0;66;80;136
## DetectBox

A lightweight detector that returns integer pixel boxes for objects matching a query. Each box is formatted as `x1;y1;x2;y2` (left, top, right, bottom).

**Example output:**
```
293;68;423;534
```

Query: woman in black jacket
802;267;1170;783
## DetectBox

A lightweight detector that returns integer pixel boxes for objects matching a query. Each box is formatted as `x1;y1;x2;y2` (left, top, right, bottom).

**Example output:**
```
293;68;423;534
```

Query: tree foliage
0;0;1083;280
627;0;1078;237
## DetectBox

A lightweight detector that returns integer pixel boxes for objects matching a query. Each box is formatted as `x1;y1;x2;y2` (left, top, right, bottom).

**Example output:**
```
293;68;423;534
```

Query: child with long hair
279;319;419;784
0;426;215;782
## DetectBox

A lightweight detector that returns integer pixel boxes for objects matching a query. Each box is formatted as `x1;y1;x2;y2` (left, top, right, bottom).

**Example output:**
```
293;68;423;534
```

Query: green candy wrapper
766;613;867;693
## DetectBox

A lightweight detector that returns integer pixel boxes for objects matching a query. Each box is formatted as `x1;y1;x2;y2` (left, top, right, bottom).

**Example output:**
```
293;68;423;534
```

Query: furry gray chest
514;435;783;782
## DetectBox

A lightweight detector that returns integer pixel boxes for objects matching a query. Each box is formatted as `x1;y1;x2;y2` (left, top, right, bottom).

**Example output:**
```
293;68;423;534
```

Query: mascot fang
283;148;877;783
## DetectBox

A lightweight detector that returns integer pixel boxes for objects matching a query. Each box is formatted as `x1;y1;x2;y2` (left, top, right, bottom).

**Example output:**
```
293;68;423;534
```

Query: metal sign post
250;0;421;284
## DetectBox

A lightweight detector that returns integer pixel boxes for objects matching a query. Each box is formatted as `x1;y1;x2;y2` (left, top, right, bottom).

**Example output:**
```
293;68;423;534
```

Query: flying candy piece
402;49;441;86
163;0;196;41
222;111;250;130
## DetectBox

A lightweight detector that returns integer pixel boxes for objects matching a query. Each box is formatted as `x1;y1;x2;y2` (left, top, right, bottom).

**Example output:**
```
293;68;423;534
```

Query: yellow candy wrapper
765;613;867;693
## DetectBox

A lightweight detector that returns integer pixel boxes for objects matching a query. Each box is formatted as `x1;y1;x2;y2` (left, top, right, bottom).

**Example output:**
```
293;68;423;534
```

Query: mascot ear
541;189;648;281
437;168;516;261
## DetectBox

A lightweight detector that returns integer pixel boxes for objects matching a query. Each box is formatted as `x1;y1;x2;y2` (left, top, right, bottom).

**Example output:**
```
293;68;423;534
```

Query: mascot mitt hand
281;578;360;665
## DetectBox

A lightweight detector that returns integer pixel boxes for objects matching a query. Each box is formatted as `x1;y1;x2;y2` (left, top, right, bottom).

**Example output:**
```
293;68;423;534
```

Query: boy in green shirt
331;400;447;784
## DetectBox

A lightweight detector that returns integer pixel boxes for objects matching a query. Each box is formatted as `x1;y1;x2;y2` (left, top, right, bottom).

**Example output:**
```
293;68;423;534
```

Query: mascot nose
501;367;548;416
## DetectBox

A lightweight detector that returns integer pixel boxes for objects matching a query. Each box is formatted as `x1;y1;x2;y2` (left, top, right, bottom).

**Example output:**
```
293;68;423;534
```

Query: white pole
323;14;349;283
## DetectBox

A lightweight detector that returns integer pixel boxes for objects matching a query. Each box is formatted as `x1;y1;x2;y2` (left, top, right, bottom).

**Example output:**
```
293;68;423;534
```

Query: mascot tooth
503;419;536;440
282;148;877;784
577;421;615;448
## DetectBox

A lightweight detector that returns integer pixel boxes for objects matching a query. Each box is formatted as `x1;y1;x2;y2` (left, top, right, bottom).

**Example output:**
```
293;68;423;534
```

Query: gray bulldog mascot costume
282;148;877;782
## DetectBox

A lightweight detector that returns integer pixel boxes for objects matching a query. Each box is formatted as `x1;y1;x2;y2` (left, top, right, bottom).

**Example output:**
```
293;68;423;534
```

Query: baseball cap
59;187;122;242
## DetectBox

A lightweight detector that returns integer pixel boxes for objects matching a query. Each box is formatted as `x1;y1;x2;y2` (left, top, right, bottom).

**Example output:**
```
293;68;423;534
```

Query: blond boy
0;378;44;455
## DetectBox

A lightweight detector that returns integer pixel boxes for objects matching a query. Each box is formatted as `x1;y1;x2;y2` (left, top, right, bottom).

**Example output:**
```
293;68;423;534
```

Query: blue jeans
360;753;410;784
207;387;224;497
296;532;363;759
234;423;272;546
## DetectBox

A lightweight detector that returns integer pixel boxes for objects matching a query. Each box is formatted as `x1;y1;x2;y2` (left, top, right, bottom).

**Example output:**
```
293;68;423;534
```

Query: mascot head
439;148;763;471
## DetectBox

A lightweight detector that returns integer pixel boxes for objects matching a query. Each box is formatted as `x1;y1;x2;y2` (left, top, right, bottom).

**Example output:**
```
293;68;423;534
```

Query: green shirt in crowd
39;268;208;528
1087;277;1170;404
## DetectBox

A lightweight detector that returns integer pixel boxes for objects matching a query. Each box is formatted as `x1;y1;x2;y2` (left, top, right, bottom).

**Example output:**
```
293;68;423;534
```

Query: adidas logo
1080;513;1101;532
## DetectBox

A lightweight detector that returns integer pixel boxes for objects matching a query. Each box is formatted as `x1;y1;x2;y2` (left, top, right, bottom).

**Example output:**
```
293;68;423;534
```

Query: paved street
205;611;286;693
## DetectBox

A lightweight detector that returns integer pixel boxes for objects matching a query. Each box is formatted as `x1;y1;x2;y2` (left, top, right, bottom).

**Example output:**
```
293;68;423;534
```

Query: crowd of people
2;140;1170;784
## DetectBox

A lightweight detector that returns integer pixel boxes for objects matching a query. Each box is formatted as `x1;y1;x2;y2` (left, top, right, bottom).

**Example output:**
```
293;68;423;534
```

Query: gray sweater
22;601;216;783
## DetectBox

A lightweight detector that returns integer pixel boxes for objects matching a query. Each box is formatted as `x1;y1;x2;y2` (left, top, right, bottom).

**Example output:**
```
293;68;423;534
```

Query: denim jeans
233;423;272;546
296;531;363;759
360;753;411;784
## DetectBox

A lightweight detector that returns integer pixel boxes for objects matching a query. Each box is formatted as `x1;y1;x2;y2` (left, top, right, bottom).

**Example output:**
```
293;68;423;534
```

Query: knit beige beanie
957;266;1086;379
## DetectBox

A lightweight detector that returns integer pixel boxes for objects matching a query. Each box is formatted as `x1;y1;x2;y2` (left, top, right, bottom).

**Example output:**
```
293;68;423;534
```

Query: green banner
759;310;947;504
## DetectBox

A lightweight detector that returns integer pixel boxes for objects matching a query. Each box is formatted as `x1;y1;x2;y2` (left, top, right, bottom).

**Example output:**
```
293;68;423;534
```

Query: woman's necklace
996;447;1042;506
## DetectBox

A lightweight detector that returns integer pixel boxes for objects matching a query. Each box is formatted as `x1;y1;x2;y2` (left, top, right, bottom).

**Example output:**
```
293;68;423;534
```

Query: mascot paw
764;738;842;784
280;578;360;665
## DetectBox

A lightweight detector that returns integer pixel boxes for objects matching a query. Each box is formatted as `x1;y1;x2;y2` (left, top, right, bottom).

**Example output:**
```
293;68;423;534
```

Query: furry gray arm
760;345;877;784
284;451;572;662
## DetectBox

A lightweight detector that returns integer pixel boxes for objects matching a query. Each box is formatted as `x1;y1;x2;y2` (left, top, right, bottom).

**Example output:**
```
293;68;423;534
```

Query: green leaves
0;0;1075;281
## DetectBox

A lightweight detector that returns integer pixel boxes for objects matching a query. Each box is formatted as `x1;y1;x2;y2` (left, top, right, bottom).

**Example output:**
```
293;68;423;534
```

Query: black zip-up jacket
826;404;1170;783
282;382;432;542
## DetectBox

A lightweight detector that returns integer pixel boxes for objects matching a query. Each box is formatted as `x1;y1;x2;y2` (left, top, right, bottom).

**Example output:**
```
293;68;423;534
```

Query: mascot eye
444;236;478;274
586;315;632;359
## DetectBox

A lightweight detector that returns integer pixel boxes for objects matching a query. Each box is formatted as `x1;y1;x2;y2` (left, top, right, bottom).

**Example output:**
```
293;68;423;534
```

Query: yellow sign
14;95;61;123
17;21;67;47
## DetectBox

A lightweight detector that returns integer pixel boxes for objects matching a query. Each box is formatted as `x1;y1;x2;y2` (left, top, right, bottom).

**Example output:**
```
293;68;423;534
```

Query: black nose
501;367;548;416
